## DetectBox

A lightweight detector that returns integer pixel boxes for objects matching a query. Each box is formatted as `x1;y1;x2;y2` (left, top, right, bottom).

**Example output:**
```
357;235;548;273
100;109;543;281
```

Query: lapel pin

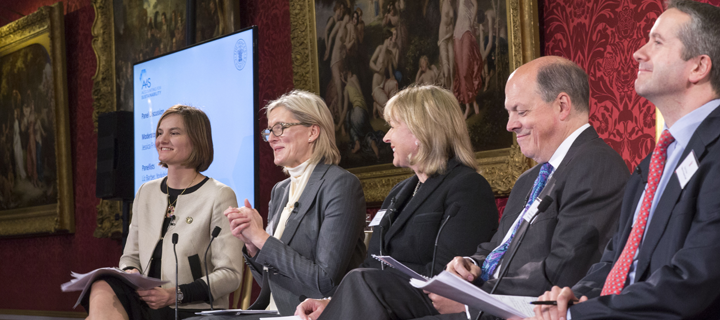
186;217;193;224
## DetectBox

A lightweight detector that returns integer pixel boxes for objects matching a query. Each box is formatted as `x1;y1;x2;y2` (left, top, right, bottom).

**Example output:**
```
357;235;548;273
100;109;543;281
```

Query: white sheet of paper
372;254;428;280
195;309;279;316
491;294;537;317
410;271;534;318
676;150;698;189
61;267;168;308
369;209;387;227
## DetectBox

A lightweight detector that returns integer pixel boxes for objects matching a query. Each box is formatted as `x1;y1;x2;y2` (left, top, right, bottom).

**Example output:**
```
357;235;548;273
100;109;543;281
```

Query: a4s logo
140;69;151;89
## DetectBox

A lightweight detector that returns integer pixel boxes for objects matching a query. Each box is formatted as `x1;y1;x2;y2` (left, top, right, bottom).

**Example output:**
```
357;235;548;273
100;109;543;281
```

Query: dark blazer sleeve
570;169;646;300
254;169;366;297
359;183;403;270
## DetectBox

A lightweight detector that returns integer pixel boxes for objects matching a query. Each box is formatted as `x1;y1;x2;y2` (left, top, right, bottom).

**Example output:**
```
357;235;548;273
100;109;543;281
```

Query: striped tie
480;162;554;281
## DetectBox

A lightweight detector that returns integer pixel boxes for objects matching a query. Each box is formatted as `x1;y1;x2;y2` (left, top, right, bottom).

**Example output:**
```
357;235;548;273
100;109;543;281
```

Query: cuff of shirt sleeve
465;304;471;319
463;256;478;266
178;278;210;304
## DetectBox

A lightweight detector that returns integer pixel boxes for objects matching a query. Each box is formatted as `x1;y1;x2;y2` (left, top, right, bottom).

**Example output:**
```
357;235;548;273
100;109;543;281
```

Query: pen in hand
530;300;579;306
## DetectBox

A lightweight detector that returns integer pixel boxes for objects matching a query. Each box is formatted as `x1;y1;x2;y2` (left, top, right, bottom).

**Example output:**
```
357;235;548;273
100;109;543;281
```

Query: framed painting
0;3;74;237
290;0;541;203
91;0;241;238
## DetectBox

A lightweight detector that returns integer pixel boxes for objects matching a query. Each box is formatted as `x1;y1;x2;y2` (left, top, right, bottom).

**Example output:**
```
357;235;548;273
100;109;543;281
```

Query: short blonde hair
157;105;214;172
384;85;476;175
264;90;341;166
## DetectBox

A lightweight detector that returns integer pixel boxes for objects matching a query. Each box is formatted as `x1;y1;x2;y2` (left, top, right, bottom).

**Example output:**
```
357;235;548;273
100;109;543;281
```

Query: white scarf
273;159;317;238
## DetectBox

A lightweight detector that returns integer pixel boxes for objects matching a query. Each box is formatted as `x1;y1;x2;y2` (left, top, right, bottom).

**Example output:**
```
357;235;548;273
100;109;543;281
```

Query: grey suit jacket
244;162;366;315
469;127;629;299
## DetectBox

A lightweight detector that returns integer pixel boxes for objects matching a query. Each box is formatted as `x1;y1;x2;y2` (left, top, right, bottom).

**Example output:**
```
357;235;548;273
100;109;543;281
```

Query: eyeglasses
261;122;308;142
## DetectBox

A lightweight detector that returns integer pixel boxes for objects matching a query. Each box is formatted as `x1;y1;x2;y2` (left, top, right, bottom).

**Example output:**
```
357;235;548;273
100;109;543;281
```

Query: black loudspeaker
96;111;134;200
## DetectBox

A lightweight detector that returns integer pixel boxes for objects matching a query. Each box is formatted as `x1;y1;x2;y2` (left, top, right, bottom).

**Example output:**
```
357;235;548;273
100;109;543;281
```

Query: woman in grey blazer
225;90;367;315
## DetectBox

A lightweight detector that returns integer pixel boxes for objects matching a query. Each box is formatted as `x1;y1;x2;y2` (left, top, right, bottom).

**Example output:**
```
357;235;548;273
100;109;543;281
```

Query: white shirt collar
547;123;591;169
666;99;720;148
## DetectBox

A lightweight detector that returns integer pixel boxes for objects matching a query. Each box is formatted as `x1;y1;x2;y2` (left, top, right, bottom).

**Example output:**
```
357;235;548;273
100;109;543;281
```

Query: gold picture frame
0;2;74;236
290;0;540;203
90;0;242;238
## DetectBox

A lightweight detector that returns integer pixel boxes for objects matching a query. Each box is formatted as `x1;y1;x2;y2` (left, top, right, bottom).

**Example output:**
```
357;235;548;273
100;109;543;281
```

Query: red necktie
601;129;675;296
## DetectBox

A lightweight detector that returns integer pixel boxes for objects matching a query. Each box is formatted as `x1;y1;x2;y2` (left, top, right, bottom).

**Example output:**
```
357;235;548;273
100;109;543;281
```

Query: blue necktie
480;162;554;281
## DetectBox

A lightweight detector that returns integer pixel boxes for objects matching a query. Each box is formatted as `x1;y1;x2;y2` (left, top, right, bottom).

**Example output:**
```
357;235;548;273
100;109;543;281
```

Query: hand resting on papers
510;286;587;320
424;256;482;314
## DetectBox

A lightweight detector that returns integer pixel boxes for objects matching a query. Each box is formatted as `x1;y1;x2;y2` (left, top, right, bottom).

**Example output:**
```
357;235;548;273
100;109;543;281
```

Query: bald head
512;56;590;114
505;56;590;163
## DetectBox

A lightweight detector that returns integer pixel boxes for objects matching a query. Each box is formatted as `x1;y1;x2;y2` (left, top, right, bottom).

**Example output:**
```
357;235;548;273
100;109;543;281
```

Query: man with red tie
529;1;720;319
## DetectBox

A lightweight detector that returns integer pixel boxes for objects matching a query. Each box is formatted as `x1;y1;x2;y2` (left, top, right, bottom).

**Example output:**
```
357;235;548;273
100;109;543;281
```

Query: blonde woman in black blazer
296;85;498;319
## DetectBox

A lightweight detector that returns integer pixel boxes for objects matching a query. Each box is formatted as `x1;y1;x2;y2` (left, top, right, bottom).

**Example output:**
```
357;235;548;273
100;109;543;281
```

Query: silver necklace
413;180;422;197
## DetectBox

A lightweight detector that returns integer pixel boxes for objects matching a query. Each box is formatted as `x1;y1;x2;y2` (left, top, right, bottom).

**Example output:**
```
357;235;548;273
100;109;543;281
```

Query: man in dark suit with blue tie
529;1;720;319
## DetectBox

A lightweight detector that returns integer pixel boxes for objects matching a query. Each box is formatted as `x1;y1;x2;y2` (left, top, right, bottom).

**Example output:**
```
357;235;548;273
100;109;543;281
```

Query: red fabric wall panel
541;0;720;171
542;0;663;171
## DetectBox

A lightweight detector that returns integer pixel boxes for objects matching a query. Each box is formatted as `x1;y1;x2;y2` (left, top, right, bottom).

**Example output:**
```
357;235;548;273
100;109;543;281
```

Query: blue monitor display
133;27;257;206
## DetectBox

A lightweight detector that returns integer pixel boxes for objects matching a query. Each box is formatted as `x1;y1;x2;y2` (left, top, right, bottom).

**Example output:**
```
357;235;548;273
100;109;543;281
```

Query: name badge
524;198;541;223
369;209;387;227
676;150;699;189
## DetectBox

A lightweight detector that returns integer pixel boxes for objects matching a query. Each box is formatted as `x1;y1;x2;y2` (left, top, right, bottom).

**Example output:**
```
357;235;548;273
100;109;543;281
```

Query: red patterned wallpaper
542;0;720;170
543;0;662;170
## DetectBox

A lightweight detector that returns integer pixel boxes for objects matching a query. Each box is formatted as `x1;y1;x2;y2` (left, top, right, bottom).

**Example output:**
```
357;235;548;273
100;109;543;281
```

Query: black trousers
317;268;464;320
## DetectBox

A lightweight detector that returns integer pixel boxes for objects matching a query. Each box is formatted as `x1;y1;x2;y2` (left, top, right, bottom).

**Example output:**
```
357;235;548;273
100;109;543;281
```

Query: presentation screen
133;26;258;206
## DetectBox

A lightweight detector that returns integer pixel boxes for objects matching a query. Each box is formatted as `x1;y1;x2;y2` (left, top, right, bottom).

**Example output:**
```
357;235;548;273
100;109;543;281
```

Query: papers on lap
372;255;533;318
372;254;429;280
195;309;280;316
60;267;168;308
410;271;535;319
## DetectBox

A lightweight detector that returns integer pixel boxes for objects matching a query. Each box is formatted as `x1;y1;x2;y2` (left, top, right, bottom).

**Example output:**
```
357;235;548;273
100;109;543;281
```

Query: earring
415;141;419;146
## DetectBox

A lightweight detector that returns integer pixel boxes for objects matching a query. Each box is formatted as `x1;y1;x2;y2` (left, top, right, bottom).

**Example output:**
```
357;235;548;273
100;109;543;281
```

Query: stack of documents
410;271;535;318
373;255;534;319
372;254;429;280
61;267;167;308
195;309;280;316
